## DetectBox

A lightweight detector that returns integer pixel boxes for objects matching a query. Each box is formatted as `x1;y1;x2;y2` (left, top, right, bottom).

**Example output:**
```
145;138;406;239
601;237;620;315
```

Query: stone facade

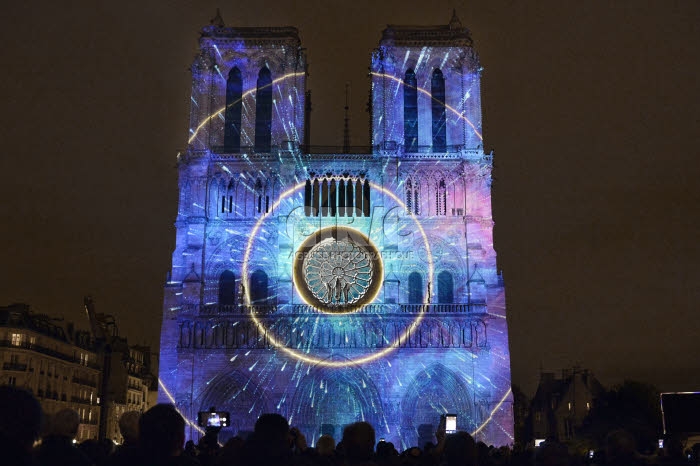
159;12;514;448
0;304;101;441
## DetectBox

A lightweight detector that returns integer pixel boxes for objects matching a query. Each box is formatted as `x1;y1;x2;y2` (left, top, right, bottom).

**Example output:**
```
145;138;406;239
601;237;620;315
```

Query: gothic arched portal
400;364;475;447
290;357;384;442
197;371;270;442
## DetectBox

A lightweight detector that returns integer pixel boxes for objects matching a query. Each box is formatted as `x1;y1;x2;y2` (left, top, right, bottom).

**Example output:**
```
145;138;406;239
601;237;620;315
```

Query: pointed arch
312;178;320;216
362;179;370;217
431;69;446;152
437;270;454;304
404;69;418;152
400;364;475;446
346;179;354;217
250;269;269;305
254;67;272;152
255;178;263;214
224;66;242;153
218;270;236;306
355;179;362;216
408;272;423;304
338;179;346;216
405;178;413;214
290;358;384;438
304;179;312;216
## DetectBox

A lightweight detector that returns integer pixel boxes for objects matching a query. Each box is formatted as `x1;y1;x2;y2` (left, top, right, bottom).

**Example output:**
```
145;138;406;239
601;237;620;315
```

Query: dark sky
1;0;699;395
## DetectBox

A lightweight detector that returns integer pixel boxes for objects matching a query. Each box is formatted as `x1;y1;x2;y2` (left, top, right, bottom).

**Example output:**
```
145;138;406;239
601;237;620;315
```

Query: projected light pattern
159;16;513;449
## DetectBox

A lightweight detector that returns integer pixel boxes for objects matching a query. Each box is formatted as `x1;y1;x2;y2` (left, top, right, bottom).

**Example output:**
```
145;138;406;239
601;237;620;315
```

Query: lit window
568;402;572;411
11;333;23;346
586;402;590;410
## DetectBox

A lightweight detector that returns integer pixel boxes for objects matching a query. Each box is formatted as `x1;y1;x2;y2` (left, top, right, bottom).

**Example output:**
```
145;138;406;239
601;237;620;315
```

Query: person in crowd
214;436;244;466
316;435;336;457
34;408;91;466
442;432;476;466
239;413;309;466
604;430;646;466
105;411;141;466
340;422;376;465
0;386;43;466
79;438;113;466
133;403;199;466
184;440;199;459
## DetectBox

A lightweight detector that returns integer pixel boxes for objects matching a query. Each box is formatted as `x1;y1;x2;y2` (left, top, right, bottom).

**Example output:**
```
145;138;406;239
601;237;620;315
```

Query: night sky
1;0;698;395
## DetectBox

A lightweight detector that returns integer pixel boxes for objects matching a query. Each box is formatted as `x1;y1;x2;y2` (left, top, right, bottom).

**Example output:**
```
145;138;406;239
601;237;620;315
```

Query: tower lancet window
431;69;446;152
404;69;418;152
224;67;242;153
255;67;272;153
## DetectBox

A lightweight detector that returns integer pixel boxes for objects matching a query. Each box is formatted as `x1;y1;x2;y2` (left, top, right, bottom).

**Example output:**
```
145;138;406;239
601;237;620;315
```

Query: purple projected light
158;13;514;448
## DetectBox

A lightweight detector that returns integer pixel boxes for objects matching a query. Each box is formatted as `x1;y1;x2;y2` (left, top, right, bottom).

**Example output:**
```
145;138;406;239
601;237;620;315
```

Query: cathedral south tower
158;12;514;448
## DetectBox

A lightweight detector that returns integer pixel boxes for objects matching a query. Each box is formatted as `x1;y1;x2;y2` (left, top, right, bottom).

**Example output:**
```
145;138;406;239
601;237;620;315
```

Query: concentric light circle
241;181;433;367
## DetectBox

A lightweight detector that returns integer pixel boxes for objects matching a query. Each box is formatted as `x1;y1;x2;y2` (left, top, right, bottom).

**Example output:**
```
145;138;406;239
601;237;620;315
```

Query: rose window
302;238;374;307
294;227;382;313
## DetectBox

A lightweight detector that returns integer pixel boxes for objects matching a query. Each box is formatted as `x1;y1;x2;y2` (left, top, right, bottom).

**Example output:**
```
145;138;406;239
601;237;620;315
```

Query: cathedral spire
343;82;351;153
210;8;225;28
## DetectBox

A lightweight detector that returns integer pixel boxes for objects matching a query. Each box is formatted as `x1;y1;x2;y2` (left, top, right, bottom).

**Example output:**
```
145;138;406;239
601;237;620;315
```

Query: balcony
71;376;97;388
70;396;93;406
0;340;100;370
2;362;27;371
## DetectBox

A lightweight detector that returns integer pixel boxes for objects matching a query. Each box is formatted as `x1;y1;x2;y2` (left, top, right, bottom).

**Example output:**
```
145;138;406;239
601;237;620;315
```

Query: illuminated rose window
303;238;374;306
294;226;383;313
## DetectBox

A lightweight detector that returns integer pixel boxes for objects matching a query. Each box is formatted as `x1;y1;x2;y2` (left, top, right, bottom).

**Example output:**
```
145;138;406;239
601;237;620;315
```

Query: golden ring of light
293;226;384;314
470;388;512;437
187;71;482;145
241;181;433;367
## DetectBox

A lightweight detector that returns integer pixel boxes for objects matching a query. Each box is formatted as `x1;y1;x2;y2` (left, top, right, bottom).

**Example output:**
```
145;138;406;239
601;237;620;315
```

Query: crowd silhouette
1;386;698;466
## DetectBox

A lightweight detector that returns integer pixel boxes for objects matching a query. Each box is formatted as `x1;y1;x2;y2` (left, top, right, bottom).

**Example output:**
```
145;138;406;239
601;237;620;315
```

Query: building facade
0;304;101;441
101;340;152;442
531;369;603;442
158;12;514;448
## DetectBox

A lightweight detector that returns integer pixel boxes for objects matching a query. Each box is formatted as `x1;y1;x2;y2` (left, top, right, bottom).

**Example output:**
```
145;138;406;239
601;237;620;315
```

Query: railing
399;303;486;314
195;303;485;315
2;362;27;371
72;376;97;388
300;145;373;154
70;396;93;405
0;340;100;370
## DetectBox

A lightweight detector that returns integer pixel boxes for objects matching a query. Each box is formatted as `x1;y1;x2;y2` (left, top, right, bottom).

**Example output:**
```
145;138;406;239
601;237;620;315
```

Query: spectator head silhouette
48;408;80;439
342;421;375;462
254;413;290;447
443;432;476;466
316;434;336;456
0;386;42;452
606;429;638;463
139;404;186;460
118;410;140;445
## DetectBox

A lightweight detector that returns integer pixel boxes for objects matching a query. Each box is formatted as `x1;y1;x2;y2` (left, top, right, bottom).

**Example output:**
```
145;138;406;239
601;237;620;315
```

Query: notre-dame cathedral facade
158;11;514;448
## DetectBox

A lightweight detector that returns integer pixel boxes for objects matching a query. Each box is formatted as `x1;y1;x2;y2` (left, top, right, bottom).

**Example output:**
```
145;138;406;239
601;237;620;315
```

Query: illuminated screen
446;415;457;433
661;392;700;434
158;18;514;449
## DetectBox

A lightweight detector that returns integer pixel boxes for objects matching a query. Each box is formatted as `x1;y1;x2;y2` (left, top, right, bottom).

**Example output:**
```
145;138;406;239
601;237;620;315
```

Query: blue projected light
159;14;514;449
